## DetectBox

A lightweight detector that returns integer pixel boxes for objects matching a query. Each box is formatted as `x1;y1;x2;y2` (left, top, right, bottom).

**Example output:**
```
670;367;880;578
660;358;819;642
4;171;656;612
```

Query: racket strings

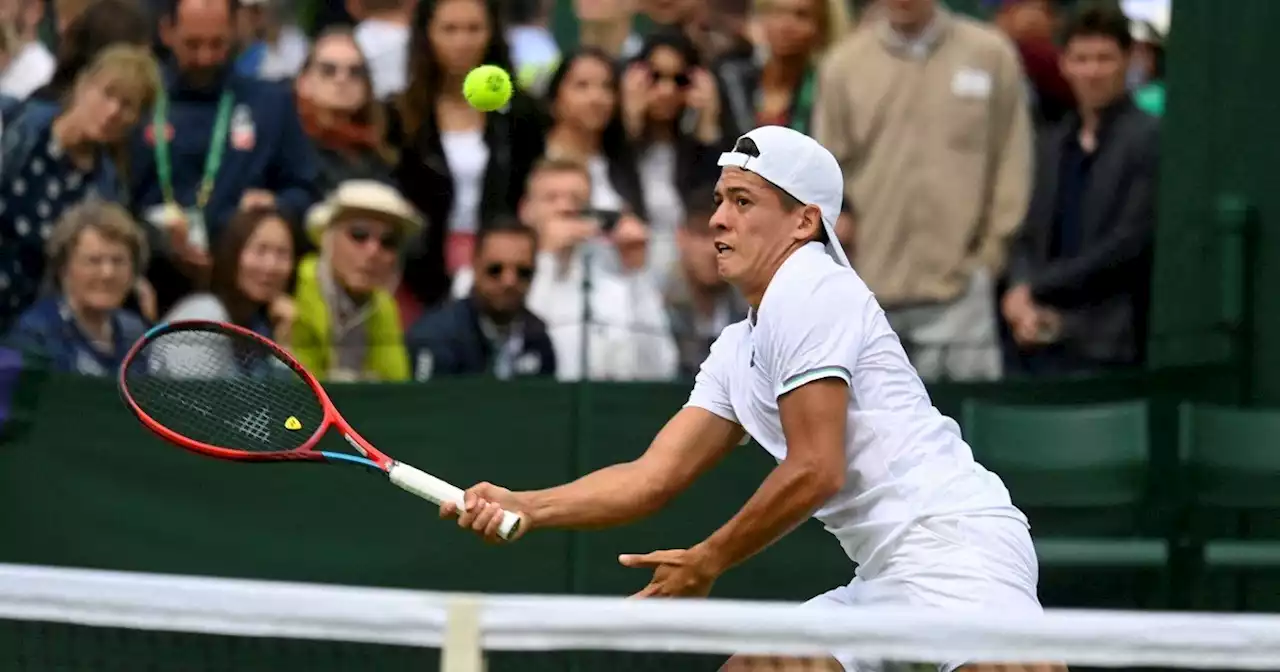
123;328;326;454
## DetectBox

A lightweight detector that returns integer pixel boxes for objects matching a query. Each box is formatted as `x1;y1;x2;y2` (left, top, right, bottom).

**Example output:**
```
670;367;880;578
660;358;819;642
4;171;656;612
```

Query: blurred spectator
574;0;639;62
506;0;559;92
816;0;1032;382
407;218;556;380
292;180;416;382
295;26;396;194
351;0;412;100
704;0;754;64
544;48;645;220
5;200;149;375
392;0;544;312
132;0;319;313
1003;6;1157;375
234;0;309;81
26;0;153;105
719;0;850;137
622;29;724;281
164;206;296;338
454;159;677;381
1128;19;1164;117
994;0;1074;127
50;0;96;36
0;44;160;333
663;181;747;379
0;0;55;98
640;0;706;57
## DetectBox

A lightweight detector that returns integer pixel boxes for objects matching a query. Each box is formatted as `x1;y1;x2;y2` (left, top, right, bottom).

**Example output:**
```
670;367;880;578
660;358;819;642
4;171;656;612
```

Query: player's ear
793;204;823;244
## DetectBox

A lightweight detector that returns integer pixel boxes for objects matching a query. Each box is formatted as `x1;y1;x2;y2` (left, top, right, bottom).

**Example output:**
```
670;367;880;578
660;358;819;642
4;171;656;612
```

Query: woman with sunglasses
621;28;726;281
295;27;397;196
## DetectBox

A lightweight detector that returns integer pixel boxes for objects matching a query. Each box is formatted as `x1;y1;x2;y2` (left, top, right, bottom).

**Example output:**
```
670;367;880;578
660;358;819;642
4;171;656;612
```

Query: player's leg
715;582;851;672
720;516;1061;672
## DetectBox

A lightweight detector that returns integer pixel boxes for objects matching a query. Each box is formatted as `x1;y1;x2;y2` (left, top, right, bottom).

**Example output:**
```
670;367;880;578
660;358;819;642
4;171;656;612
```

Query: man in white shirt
442;127;1050;672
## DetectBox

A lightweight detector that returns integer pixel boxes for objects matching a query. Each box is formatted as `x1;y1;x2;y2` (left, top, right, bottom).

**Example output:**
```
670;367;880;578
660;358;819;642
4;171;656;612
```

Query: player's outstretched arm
688;379;848;577
443;407;745;541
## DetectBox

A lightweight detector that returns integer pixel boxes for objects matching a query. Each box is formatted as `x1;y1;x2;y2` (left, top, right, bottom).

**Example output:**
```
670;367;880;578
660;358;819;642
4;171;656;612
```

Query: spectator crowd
0;0;1165;383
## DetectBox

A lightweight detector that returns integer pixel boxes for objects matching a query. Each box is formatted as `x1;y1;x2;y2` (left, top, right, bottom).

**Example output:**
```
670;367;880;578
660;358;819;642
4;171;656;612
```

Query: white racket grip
387;462;521;540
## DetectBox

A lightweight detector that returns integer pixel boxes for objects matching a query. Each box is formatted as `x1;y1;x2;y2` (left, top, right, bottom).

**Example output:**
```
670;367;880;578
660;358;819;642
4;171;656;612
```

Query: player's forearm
522;461;669;530
695;460;843;575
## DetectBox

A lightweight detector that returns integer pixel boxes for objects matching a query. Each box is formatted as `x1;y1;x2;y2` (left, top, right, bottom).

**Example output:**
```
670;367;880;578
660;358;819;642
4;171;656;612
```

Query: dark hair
397;0;513;140
633;28;701;137
477;216;538;253
1062;5;1133;51
635;26;701;69
45;0;151;99
158;0;237;20
209;207;295;329
543;48;645;218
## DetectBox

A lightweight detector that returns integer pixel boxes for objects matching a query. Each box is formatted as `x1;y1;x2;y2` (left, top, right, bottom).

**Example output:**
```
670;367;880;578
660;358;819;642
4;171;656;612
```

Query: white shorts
804;515;1042;672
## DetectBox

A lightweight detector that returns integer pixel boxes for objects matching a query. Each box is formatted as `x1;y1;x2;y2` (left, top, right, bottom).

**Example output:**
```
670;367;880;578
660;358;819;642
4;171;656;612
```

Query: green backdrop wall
1;369;1235;597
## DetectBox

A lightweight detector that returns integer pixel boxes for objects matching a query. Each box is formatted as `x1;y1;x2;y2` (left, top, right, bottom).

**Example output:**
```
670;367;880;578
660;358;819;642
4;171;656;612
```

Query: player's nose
709;202;731;231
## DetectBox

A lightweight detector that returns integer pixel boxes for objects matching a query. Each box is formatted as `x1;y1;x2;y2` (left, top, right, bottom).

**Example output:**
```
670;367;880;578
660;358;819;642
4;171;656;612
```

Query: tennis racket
117;319;521;539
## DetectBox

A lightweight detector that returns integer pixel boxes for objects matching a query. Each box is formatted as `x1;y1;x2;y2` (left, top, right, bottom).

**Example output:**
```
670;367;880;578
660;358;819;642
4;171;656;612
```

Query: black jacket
390;92;546;308
406;297;556;380
1007;96;1159;365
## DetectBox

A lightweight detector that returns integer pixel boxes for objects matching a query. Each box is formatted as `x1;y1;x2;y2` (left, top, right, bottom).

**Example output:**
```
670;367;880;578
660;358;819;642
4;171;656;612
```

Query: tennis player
443;126;1051;672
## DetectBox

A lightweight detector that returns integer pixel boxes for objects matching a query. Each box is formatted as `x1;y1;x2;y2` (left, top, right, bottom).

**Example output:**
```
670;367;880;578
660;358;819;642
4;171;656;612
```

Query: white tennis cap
717;125;850;268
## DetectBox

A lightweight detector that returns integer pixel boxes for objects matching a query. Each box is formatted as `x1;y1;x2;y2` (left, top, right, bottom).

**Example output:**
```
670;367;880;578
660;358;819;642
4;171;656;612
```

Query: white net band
2;562;1279;669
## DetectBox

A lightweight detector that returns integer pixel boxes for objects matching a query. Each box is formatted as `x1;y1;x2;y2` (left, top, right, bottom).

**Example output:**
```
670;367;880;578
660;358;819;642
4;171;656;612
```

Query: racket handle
387;462;521;540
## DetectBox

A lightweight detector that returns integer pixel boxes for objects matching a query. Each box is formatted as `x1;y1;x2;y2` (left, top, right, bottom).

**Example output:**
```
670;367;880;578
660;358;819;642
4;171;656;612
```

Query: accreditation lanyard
153;89;235;212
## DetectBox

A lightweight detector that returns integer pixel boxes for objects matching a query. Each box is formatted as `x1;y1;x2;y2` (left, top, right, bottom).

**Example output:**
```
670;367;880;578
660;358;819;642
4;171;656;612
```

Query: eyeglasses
483;262;535;282
316;61;367;81
345;225;400;251
650;69;691;88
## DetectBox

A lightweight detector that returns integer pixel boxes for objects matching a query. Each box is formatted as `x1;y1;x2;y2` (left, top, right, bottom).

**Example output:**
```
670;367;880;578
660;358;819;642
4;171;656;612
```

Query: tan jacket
815;9;1032;307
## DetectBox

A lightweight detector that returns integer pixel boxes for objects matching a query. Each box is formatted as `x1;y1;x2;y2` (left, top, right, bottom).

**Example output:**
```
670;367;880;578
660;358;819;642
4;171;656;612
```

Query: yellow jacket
291;255;410;382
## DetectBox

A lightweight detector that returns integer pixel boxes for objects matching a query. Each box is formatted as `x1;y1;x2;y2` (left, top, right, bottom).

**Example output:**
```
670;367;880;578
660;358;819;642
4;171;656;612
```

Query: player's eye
735;198;750;207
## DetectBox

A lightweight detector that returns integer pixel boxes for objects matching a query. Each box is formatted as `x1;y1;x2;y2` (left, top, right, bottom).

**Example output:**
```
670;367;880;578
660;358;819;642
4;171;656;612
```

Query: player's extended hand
620;547;721;598
439;482;530;543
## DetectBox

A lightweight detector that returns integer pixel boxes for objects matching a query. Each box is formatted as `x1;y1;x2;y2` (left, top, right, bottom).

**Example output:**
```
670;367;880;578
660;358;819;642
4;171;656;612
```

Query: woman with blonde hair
0;43;161;333
5;200;150;376
718;0;851;136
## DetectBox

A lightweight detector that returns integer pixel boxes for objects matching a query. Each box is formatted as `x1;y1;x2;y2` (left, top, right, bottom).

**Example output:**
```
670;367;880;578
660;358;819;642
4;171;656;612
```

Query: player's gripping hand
439;482;530;543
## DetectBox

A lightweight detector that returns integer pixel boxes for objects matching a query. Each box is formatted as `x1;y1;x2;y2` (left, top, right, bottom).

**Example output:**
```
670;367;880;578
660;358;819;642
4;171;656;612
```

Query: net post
440;594;485;672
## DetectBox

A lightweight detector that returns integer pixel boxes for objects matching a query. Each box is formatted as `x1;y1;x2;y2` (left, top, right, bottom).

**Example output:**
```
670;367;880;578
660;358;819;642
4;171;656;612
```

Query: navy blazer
406;297;556;380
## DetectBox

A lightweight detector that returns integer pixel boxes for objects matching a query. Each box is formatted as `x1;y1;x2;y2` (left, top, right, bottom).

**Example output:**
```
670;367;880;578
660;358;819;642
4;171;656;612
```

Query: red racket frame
118;319;395;472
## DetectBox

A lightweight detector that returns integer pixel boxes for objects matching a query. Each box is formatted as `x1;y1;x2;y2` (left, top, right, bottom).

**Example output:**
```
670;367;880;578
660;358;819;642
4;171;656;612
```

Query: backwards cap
717;125;851;268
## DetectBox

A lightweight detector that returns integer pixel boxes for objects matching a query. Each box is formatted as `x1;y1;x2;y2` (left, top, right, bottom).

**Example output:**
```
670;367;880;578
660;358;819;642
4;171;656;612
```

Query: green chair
1179;404;1280;611
962;400;1169;607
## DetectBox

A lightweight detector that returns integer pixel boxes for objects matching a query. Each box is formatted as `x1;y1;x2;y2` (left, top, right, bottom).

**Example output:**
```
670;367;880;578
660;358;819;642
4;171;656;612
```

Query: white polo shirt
685;243;1025;576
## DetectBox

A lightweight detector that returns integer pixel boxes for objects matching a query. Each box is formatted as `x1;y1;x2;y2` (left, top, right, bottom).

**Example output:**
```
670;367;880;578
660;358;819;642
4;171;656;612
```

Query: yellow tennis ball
463;65;513;112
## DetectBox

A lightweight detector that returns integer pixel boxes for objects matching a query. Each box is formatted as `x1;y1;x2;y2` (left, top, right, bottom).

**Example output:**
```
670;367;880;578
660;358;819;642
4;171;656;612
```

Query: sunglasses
650;69;691;88
345;225;400;251
316;61;367;81
484;262;535;282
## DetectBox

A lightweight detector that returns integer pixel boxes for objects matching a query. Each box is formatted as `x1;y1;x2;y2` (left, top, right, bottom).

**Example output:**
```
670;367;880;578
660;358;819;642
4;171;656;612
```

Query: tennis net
2;562;1279;672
